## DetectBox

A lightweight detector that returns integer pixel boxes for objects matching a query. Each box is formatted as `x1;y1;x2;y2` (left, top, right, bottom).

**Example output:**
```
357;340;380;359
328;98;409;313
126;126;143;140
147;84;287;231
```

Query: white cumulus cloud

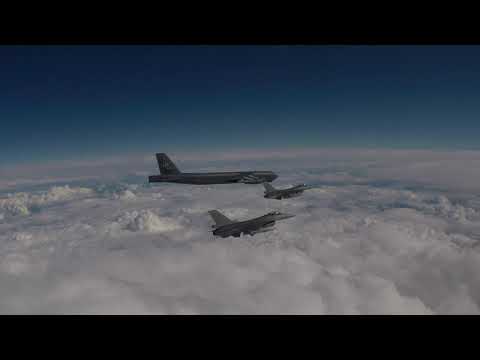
1;150;480;314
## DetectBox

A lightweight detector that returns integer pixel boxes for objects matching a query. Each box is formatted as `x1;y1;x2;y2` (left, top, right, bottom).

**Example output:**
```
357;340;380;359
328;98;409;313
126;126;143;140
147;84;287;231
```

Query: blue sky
2;45;480;165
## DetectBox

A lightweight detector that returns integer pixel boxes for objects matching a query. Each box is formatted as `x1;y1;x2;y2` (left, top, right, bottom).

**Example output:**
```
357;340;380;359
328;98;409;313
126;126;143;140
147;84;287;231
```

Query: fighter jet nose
277;213;295;220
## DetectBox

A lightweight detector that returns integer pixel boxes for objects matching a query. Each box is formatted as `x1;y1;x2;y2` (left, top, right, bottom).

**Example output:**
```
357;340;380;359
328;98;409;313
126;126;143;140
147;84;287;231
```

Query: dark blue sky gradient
2;45;480;165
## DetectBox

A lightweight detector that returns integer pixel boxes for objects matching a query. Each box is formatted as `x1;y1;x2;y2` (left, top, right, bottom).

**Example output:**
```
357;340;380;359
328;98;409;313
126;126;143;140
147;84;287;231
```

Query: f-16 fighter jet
208;210;295;238
263;182;313;200
148;153;278;185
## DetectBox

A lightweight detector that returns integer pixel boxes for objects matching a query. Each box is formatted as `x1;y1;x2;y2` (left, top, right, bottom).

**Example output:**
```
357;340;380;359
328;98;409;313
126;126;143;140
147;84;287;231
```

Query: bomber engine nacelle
239;174;263;184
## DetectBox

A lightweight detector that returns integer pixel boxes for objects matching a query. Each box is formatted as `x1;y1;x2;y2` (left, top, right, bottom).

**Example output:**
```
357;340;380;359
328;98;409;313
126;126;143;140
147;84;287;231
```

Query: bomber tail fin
263;182;276;193
156;153;181;175
208;210;233;227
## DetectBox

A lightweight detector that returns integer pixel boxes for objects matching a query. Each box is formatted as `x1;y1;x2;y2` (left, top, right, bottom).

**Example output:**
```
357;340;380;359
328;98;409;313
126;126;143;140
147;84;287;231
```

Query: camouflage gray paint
208;210;295;238
263;182;313;200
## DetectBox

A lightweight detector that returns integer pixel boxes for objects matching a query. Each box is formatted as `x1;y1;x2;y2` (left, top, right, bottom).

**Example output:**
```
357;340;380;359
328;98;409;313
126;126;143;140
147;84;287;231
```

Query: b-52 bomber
208;210;295;238
263;182;313;200
148;153;278;185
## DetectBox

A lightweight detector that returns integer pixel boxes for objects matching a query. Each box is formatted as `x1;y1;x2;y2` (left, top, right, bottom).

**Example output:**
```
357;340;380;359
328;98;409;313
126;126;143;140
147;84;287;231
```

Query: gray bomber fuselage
149;153;278;185
149;171;278;185
212;212;294;238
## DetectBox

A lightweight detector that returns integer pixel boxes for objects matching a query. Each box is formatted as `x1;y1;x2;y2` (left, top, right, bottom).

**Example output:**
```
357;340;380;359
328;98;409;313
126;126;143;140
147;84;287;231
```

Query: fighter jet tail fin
208;210;233;227
263;182;276;192
156;153;181;175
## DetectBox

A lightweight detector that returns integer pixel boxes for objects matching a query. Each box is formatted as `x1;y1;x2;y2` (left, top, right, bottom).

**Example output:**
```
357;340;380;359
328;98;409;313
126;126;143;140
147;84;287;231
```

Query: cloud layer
1;150;480;314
